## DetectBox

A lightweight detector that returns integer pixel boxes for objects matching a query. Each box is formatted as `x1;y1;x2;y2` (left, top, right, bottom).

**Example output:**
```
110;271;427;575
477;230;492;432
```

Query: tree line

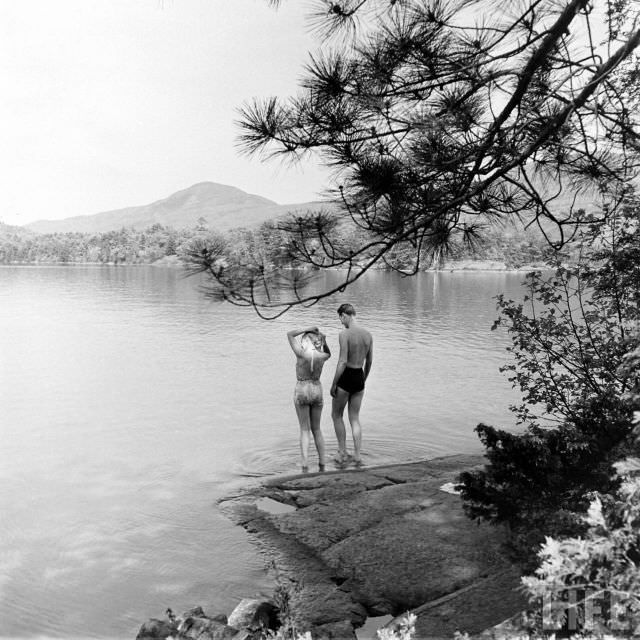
0;223;187;264
0;217;563;269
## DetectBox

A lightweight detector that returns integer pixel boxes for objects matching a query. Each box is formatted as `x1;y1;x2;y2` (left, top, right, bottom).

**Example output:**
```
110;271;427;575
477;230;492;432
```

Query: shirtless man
330;304;373;467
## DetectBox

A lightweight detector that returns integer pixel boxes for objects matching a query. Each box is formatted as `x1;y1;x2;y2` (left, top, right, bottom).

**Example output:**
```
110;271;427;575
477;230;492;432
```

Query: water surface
0;266;526;638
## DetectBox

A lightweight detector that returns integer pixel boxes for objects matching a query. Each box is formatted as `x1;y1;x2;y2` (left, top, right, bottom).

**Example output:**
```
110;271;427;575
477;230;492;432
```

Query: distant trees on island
0;216;560;270
0;222;195;266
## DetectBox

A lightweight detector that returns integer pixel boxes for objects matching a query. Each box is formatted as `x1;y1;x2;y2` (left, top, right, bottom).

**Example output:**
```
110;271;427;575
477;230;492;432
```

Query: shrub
520;454;640;638
459;194;640;566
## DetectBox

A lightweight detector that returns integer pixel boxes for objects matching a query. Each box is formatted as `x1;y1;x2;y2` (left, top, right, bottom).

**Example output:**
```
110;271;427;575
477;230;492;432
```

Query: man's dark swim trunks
337;366;365;394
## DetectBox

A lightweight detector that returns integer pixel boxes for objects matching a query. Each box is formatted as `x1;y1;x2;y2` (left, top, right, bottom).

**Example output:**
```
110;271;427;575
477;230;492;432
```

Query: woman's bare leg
310;403;326;469
295;403;311;471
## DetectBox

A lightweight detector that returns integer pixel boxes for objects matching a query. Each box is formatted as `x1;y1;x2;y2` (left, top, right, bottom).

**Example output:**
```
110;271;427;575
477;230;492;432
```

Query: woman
287;326;331;473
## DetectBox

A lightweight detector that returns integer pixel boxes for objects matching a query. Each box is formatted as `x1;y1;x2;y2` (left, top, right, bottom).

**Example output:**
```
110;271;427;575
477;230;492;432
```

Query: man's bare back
340;325;372;369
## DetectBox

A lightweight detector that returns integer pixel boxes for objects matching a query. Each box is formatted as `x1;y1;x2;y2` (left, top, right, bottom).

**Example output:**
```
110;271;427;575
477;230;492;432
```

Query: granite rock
135;618;178;640
221;455;526;638
178;607;239;640
227;598;278;633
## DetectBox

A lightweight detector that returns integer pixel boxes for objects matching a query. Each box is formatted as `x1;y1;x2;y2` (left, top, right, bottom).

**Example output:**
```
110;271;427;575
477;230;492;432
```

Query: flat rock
236;511;368;629
221;454;525;638
408;567;527;638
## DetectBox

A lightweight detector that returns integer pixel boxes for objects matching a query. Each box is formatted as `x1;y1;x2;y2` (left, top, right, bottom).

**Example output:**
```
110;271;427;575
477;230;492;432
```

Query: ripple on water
0;267;525;638
234;435;440;477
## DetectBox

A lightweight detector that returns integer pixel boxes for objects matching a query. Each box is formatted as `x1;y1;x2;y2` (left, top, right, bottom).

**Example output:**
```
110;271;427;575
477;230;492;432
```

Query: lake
0;265;526;638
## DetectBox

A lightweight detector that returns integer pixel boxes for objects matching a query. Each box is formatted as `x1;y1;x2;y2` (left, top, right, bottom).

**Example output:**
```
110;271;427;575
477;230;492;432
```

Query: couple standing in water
287;303;373;473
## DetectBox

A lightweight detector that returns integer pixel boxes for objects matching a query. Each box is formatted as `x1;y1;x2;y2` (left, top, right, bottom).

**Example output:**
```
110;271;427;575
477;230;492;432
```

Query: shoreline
218;454;526;639
0;257;553;272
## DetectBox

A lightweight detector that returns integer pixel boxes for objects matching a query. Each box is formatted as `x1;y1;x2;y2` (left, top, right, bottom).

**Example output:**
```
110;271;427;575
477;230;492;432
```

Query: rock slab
220;454;528;639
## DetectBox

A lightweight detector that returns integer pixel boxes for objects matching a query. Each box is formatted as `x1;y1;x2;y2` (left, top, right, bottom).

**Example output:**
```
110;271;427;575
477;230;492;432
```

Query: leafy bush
459;195;640;566
520;453;640;638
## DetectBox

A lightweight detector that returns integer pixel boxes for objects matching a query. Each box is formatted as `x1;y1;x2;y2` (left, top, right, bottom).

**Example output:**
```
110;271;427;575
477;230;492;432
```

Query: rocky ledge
219;454;527;640
137;600;279;640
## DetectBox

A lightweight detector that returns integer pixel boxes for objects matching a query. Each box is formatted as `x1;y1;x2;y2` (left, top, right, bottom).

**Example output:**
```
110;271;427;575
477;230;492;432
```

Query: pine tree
192;0;640;317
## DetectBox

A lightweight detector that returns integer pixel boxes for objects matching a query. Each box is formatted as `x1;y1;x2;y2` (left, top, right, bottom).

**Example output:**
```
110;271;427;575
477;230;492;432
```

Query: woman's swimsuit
337;366;365;395
294;379;324;407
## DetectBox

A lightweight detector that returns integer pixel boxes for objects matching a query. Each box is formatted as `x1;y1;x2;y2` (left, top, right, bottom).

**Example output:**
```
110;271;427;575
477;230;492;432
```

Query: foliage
376;613;416;640
0;224;194;264
496;207;640;429
0;221;286;268
0;216;566;277
459;195;640;568
193;0;640;316
518;452;640;638
461;343;640;638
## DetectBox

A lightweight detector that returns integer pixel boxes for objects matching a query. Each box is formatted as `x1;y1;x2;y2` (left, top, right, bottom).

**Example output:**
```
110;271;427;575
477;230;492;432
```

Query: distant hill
23;182;329;234
0;221;33;238
19;173;626;236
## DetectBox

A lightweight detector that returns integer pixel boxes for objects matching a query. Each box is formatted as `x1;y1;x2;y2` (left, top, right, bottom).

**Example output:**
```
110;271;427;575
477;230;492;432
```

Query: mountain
23;182;328;234
0;221;33;238
21;173;623;236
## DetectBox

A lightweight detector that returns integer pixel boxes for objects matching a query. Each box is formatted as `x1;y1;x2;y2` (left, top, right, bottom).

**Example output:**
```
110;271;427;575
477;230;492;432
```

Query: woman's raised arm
287;326;318;356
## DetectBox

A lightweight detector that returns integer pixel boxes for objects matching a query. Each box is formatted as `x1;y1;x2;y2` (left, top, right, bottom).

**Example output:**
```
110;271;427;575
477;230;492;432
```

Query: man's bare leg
331;388;350;463
348;391;364;464
295;403;311;471
310;404;326;471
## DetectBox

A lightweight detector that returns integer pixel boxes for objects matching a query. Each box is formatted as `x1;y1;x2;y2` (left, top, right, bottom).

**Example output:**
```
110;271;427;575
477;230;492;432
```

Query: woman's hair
302;331;326;352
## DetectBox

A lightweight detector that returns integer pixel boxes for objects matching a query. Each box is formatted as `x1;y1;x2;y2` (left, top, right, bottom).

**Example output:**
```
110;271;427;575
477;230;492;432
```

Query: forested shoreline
0;218;559;270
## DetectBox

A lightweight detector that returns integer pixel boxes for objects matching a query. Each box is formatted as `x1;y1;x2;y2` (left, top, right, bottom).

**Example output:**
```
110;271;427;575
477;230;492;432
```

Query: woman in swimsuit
287;326;331;473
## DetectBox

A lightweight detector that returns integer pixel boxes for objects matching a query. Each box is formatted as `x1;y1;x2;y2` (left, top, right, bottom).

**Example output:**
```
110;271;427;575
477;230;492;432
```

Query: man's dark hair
337;303;356;317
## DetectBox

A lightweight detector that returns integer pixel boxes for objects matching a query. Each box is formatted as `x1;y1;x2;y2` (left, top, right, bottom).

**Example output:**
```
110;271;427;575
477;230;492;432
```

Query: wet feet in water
318;463;326;473
333;452;356;469
353;459;364;469
333;452;347;468
301;465;309;474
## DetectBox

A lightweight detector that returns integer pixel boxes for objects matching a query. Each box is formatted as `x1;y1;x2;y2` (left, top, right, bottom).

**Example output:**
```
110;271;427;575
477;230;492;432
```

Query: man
330;303;373;468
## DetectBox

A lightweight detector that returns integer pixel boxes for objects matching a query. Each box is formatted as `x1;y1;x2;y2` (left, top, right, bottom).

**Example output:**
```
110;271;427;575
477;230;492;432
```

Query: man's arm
330;332;348;397
364;336;373;381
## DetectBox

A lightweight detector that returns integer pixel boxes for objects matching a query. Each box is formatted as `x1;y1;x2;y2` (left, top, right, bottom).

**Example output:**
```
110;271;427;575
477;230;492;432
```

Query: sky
0;1;332;225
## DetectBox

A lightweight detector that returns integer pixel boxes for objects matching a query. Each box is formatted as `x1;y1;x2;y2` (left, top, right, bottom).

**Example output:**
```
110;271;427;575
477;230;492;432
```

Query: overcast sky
0;1;331;224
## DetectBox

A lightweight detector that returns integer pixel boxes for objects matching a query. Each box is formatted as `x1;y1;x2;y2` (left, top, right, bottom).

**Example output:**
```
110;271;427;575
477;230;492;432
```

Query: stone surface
227;598;278;633
408;568;527;638
135;618;178;640
313;619;358;639
240;513;368;629
178;613;237;640
476;610;538;640
220;454;528;639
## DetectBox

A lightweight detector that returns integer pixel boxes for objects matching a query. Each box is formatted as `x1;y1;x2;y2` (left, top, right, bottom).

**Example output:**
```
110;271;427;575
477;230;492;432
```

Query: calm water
0;266;525;638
